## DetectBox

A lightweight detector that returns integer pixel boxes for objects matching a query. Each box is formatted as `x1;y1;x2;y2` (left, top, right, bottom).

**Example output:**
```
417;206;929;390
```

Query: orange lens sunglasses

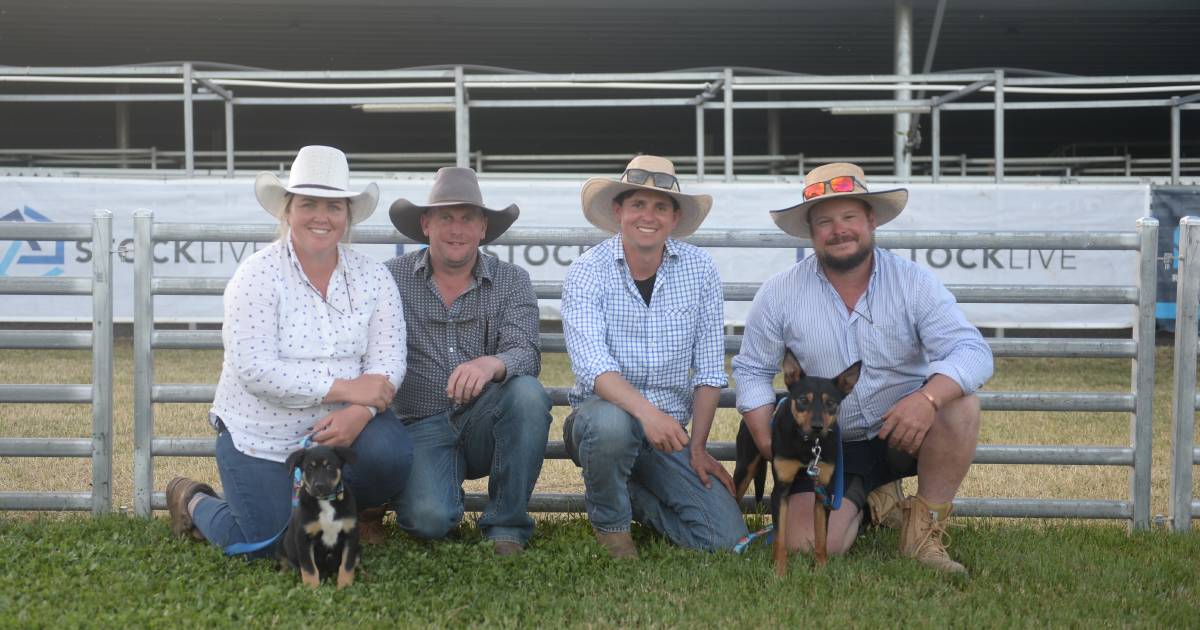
802;175;864;201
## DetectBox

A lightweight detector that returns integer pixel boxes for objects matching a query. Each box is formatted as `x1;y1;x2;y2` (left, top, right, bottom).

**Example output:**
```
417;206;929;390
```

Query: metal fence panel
130;217;1158;524
0;211;112;514
1170;216;1200;531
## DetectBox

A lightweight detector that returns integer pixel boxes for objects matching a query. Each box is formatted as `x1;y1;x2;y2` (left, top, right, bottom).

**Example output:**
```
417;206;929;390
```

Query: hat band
290;183;349;193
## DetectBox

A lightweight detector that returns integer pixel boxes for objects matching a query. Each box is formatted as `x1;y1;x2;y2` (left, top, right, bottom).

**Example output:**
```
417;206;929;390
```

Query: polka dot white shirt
210;233;406;462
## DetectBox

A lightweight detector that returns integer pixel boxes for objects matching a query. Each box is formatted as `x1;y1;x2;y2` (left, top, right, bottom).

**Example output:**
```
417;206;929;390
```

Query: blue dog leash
733;524;775;554
222;434;314;556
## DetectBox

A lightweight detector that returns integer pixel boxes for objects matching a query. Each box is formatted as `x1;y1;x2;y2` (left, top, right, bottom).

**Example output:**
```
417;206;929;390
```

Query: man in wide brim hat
561;155;748;559
733;161;992;575
579;154;713;238
768;162;908;239
254;145;380;224
388;167;519;244
381;166;551;557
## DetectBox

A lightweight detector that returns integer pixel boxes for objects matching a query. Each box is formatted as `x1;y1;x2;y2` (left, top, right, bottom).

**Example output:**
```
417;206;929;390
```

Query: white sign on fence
0;177;1148;328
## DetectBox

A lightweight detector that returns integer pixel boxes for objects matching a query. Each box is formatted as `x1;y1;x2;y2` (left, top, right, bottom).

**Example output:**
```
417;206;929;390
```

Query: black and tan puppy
734;351;861;575
278;445;360;589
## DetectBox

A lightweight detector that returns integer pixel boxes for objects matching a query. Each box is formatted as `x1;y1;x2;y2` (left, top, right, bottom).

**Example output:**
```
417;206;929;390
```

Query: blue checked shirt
562;235;728;425
732;248;993;442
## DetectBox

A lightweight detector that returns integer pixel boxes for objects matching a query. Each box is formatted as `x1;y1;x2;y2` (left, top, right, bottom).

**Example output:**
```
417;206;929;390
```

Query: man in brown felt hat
561;155;749;559
732;162;993;574
380;167;551;556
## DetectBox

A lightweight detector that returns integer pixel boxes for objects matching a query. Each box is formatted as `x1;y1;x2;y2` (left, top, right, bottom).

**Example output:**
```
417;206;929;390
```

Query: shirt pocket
861;320;916;370
656;306;699;359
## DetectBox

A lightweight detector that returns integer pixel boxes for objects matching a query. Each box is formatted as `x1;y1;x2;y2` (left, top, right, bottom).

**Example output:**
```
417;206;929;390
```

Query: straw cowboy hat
254;145;380;223
771;162;908;239
388;167;519;245
580;155;713;238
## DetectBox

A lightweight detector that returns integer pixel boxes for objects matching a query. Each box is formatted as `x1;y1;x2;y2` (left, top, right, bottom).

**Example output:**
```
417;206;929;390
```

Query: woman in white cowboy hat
166;145;414;556
560;155;748;558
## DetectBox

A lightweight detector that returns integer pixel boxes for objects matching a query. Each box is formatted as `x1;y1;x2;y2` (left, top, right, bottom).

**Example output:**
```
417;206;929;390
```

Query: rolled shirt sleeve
732;274;787;413
361;264;407;390
913;268;994;395
223;265;334;408
493;264;543;381
691;257;729;390
562;260;622;393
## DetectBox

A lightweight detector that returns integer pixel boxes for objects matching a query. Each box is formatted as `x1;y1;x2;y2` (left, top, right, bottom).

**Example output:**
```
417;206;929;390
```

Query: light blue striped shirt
732;247;993;441
562;234;728;425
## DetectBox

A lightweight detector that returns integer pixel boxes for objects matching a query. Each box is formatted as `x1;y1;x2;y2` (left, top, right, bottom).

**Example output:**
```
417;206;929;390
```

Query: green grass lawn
2;342;1200;626
2;515;1198;627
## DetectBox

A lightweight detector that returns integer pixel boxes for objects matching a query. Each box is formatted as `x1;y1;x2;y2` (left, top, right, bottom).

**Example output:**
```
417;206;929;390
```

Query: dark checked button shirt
385;249;541;423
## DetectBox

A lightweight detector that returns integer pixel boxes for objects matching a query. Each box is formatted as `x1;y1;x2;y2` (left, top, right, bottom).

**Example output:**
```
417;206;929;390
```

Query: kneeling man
733;162;993;574
385;167;552;556
562;156;748;559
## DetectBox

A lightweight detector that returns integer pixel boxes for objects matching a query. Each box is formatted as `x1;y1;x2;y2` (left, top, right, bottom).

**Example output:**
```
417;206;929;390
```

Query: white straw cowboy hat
254;145;379;224
580;155;713;238
771;162;908;239
388;167;519;245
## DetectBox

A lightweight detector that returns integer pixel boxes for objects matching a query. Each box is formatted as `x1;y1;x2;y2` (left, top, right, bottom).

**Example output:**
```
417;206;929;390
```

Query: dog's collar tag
806;443;823;479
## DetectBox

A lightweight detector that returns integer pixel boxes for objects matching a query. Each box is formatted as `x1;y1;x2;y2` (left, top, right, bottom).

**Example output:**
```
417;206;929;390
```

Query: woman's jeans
192;409;413;558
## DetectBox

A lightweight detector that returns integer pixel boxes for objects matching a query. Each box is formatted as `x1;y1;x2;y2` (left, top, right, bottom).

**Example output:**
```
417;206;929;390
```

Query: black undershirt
633;273;656;305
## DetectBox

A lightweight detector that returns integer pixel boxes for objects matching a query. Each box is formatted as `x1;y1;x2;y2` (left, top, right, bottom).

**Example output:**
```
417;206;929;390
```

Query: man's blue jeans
565;397;748;551
390;375;552;546
191;410;413;558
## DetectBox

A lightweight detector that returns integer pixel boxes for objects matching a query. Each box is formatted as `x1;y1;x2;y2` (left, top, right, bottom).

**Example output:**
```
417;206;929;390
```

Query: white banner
0;177;1148;327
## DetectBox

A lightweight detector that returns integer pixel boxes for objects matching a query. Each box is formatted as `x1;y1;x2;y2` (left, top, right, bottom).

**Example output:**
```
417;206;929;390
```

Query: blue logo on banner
0;207;65;277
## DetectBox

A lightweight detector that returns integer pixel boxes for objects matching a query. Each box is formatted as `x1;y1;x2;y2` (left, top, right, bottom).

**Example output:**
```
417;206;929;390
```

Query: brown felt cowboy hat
770;162;908;239
254;145;380;224
388;167;520;244
580;155;713;238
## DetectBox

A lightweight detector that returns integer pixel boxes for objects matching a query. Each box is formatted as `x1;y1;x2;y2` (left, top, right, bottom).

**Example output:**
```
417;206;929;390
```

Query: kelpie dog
733;350;861;576
278;445;360;589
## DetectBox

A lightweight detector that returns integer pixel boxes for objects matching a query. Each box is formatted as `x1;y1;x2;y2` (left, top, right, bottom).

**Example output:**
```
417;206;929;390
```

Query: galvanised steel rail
132;214;1160;528
1170;217;1200;531
0;66;1197;182
0;211;113;514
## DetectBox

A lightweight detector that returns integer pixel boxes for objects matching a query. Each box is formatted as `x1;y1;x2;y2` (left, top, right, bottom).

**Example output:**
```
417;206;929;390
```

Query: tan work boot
899;495;967;575
595;531;638;559
165;476;216;542
866;480;905;529
357;507;388;545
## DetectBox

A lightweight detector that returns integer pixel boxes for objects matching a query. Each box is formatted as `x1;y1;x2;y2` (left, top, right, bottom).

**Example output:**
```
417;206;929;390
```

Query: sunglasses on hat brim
622;168;680;192
802;175;867;201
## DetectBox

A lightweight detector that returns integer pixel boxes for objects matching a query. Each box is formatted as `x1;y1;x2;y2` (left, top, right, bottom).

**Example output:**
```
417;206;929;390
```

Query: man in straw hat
383;167;551;556
561;155;749;559
732;162;993;574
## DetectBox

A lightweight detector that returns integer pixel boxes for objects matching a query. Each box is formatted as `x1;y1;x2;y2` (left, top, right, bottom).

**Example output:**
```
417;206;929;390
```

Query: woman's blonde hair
276;193;354;244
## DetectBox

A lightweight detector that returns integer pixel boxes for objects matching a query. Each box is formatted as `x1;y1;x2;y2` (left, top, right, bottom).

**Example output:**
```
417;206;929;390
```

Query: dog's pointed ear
333;446;357;466
834;361;862;395
782;349;805;386
285;449;305;472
